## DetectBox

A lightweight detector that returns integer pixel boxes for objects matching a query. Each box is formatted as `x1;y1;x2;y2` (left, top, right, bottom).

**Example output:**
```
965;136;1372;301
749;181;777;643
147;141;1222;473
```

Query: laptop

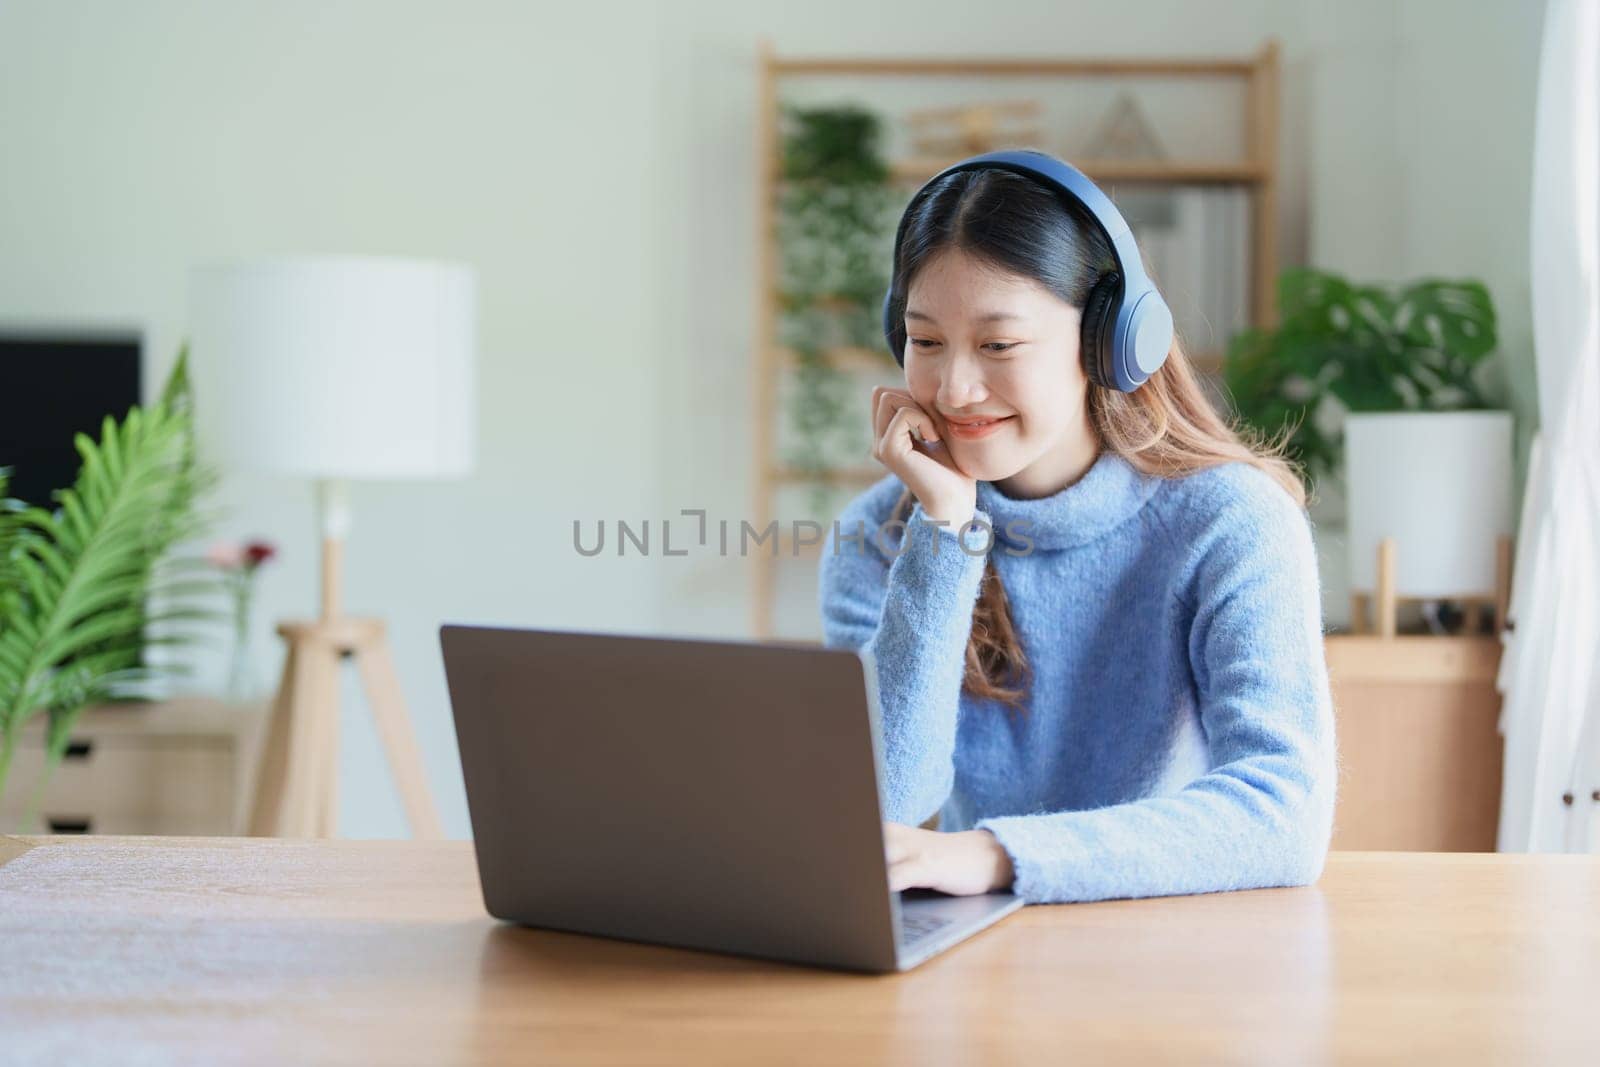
439;623;1024;973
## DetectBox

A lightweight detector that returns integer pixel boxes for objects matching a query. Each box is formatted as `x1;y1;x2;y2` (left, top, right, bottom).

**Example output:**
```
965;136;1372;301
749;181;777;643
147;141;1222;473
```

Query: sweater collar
975;450;1160;552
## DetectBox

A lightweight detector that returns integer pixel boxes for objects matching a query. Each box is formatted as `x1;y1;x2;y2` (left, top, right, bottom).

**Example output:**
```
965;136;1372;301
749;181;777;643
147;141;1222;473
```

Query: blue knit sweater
816;450;1337;905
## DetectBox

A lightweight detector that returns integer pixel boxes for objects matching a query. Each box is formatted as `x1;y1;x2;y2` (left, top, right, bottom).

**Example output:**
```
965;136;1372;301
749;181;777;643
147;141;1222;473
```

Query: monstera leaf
1393;280;1497;408
1222;268;1502;488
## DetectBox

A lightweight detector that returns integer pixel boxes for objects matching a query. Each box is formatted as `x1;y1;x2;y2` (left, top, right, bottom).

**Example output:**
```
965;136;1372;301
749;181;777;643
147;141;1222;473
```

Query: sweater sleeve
817;495;991;826
975;481;1337;905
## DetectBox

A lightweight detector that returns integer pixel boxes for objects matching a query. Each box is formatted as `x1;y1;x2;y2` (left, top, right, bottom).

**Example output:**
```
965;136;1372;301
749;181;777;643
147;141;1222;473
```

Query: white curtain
1497;0;1600;853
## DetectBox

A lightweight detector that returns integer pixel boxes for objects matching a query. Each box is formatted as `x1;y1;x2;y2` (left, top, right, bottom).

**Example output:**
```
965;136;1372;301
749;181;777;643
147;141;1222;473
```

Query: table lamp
1344;410;1514;635
190;255;477;838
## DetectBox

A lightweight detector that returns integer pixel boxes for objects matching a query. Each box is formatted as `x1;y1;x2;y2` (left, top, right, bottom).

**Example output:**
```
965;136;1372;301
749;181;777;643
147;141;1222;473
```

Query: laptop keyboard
898;912;956;945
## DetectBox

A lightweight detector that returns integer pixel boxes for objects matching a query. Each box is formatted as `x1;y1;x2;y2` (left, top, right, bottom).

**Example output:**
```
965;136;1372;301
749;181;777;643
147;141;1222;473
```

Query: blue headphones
881;148;1173;393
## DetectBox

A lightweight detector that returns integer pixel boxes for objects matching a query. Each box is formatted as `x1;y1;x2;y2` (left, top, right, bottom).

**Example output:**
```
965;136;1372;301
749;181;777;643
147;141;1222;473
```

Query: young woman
817;156;1337;906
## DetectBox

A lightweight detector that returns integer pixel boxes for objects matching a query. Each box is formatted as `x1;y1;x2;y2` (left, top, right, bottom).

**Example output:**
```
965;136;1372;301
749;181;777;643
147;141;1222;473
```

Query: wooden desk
1;837;1597;1065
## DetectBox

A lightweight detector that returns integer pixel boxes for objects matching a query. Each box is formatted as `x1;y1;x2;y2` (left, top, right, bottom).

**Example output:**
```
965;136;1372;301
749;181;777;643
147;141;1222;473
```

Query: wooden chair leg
354;631;444;839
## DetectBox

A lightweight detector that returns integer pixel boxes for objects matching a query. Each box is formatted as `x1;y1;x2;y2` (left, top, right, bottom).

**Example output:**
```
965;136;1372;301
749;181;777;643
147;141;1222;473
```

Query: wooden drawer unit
0;697;265;836
1326;635;1504;851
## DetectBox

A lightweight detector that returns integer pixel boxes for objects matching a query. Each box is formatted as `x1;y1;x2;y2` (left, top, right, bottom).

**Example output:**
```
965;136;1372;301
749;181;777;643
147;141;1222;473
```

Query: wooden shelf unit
752;41;1283;638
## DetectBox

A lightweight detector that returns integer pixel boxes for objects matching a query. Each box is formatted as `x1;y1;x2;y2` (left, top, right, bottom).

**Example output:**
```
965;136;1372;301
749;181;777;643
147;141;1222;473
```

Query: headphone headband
882;148;1172;392
889;150;1150;289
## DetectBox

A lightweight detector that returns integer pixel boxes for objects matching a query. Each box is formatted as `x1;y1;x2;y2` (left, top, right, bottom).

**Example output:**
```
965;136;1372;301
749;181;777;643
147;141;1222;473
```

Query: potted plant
776;103;900;516
0;345;223;813
1222;268;1512;628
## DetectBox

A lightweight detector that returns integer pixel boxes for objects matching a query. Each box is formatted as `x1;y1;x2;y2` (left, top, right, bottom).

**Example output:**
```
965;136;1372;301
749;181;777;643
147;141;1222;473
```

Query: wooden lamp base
1348;535;1514;638
247;484;442;839
247;617;442;838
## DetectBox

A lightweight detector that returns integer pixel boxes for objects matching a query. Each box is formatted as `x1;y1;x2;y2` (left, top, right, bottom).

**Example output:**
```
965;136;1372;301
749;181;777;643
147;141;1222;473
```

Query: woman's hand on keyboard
883;821;1016;896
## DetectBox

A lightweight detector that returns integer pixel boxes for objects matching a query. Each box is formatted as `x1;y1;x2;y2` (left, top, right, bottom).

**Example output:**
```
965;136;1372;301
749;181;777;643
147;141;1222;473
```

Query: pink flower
207;541;245;569
209;539;278;572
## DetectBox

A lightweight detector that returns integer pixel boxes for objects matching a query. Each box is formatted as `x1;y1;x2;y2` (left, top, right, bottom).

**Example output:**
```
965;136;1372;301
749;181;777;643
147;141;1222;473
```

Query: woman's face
902;246;1094;492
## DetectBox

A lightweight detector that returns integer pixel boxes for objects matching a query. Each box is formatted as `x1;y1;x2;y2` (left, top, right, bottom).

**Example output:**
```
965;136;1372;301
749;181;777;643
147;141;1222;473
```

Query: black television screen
0;333;142;507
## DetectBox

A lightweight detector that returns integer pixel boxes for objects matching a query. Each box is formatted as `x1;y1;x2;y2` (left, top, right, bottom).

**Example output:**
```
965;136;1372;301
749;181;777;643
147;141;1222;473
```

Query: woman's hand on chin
870;386;978;528
883;821;1015;895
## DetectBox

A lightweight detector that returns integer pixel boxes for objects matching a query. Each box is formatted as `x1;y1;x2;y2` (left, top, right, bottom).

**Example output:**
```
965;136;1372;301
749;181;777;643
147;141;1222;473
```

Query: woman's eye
906;339;1016;354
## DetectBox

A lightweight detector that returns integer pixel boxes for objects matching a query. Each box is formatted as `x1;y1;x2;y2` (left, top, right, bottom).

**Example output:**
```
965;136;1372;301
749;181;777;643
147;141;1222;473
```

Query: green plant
1222;267;1501;488
0;344;223;814
776;103;900;516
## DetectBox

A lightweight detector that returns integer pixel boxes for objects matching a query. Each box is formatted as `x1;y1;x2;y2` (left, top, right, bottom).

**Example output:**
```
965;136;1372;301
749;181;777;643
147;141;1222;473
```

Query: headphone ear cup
1080;273;1120;390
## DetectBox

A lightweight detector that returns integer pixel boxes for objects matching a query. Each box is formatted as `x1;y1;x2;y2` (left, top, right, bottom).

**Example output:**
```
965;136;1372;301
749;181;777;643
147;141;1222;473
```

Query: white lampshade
189;255;476;480
1345;411;1514;598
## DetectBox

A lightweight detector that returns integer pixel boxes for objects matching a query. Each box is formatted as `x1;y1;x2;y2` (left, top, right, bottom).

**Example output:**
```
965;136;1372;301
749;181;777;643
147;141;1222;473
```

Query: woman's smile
944;414;1017;440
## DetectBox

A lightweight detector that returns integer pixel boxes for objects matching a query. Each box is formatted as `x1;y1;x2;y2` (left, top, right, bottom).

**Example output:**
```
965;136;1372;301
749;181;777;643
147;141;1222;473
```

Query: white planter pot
1344;411;1514;598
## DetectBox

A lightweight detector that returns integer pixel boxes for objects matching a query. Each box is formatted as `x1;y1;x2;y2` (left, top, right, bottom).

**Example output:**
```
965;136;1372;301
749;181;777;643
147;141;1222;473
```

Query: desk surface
1;837;1597;1065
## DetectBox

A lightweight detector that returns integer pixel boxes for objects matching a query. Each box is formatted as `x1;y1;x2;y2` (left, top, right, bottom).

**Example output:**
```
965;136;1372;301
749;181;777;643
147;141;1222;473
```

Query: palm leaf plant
0;344;225;814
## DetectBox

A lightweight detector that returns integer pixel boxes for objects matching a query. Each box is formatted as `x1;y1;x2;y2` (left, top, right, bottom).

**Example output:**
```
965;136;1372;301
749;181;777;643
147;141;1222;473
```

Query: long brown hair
885;167;1306;712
